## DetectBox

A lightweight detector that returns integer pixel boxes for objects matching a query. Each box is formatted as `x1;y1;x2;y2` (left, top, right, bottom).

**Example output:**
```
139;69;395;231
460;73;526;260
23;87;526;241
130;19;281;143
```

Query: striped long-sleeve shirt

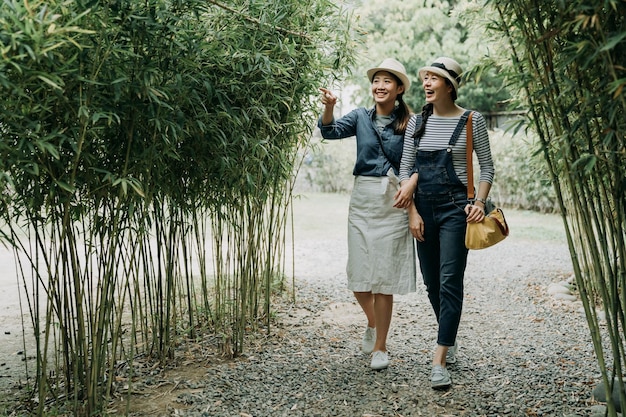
398;112;494;186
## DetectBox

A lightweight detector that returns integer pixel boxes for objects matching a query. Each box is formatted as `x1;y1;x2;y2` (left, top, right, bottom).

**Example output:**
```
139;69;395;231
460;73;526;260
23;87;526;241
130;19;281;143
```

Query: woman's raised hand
319;88;337;107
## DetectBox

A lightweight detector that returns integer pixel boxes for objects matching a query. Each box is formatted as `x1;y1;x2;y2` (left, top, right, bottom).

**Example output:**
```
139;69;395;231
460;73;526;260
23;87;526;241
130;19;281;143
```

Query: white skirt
346;174;416;295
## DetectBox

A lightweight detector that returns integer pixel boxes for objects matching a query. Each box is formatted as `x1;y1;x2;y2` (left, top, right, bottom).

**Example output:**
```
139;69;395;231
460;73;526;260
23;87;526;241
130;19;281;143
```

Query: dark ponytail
413;103;433;139
393;94;411;135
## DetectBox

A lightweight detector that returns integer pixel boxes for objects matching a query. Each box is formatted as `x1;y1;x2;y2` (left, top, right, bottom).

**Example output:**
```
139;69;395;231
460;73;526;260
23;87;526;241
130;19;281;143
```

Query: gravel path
166;195;606;417
0;194;609;416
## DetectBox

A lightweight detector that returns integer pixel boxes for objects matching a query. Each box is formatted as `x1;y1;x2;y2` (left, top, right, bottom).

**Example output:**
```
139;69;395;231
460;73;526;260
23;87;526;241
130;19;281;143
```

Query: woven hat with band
366;58;411;92
419;57;463;93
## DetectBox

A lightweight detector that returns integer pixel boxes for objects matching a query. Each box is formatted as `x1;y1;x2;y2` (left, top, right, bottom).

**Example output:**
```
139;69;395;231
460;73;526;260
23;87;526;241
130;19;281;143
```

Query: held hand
319;87;337;107
408;206;425;242
393;183;414;209
464;203;486;223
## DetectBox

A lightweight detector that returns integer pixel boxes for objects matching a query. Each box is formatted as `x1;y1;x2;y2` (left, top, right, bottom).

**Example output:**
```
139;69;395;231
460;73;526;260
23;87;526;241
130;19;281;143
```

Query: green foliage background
346;0;512;113
299;0;556;213
298;125;559;213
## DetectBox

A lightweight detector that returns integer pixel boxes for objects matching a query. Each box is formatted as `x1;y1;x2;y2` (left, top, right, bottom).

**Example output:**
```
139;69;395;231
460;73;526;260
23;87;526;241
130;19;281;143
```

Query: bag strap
465;111;475;200
375;133;399;172
449;110;471;146
373;116;399;172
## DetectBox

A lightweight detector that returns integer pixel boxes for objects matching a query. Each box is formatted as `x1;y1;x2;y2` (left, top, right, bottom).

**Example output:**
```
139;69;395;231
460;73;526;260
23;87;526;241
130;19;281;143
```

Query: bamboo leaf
36;74;62;90
600;32;626;52
609;79;625;98
571;153;597;175
55;180;74;192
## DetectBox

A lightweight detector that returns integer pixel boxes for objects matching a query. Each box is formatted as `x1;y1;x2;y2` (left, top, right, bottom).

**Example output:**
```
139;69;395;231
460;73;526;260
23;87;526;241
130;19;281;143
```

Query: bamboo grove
487;1;626;414
0;0;355;414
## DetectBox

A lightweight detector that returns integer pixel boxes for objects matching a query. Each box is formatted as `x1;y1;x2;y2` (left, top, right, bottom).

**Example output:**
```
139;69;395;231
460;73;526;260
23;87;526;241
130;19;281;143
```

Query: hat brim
419;66;459;92
367;67;411;92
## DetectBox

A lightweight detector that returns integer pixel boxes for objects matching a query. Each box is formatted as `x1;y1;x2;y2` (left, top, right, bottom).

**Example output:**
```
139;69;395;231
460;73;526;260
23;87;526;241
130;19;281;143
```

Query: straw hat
418;57;463;93
367;58;411;92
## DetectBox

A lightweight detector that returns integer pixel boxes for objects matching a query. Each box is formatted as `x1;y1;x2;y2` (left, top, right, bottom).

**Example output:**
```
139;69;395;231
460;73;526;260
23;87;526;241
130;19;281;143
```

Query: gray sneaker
446;342;458;365
430;365;451;389
362;327;376;354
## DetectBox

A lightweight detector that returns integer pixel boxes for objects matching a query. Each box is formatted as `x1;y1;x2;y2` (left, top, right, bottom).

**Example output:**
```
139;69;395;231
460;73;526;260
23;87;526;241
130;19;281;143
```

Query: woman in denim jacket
318;58;417;370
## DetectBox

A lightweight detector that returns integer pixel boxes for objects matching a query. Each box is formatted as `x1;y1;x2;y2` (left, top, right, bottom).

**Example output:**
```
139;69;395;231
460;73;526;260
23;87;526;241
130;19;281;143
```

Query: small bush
489;127;558;213
296;123;557;213
295;129;356;194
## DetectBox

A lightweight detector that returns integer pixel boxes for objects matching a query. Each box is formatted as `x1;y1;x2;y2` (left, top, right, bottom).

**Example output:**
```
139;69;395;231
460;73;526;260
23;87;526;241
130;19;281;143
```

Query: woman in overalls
395;57;495;389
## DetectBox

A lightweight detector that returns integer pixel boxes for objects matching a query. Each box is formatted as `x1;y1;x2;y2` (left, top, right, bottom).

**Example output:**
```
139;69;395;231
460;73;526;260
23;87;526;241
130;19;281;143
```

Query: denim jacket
317;107;403;177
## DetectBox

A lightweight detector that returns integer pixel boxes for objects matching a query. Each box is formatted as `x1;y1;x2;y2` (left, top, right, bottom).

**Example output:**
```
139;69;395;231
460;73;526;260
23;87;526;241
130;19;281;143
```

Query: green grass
291;192;567;243
291;192;350;240
503;209;567;242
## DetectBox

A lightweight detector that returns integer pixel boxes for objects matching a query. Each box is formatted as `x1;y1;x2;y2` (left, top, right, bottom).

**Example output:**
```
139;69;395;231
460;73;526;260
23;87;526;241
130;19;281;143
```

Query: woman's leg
354;291;376;353
372;294;393;352
353;291;375;328
436;204;469;349
430;210;466;388
416;204;442;320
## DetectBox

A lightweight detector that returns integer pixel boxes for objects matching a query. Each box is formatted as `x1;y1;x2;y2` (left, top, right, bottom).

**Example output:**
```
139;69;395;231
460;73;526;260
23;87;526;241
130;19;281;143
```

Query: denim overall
414;110;471;347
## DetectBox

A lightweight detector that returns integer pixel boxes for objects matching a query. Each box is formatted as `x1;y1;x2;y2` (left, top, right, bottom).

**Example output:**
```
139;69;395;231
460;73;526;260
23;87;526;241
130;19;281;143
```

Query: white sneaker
370;350;389;370
361;327;376;354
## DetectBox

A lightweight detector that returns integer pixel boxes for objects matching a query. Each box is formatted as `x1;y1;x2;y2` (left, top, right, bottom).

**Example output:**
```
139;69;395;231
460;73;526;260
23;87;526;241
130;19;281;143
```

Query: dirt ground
0;248;33;393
